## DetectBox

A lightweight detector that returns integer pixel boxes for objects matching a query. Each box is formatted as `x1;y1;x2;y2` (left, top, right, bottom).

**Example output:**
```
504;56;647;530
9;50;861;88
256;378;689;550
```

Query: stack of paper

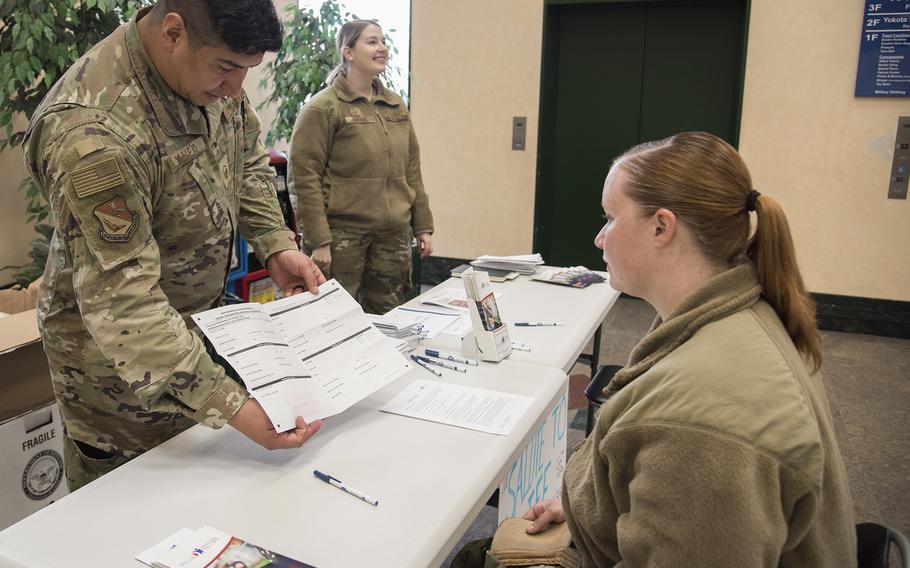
368;313;426;352
471;253;544;275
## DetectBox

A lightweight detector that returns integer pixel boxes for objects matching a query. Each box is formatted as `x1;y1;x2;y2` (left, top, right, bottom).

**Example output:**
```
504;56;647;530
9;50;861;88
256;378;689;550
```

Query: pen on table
313;470;379;506
410;354;443;377
514;322;563;327
416;355;466;373
424;349;479;366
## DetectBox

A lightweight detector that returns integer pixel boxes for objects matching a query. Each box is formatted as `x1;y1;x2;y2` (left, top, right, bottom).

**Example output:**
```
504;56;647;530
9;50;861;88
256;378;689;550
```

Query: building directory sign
856;0;910;96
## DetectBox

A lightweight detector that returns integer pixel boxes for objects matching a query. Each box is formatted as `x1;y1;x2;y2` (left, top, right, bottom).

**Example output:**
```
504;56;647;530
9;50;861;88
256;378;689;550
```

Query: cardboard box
0;403;68;530
0;310;54;423
0;278;40;316
0;278;67;529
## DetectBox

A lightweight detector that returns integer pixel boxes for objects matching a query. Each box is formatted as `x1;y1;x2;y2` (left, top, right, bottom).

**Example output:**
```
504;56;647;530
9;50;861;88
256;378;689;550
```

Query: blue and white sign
856;1;910;96
498;387;568;524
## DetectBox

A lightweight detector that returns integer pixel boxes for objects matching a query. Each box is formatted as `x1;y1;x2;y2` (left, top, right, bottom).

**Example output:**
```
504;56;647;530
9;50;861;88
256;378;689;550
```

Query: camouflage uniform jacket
290;76;434;250
23;13;297;458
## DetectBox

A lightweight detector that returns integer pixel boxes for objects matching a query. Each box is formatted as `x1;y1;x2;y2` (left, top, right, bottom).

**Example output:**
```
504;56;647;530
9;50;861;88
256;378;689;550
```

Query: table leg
590;323;602;376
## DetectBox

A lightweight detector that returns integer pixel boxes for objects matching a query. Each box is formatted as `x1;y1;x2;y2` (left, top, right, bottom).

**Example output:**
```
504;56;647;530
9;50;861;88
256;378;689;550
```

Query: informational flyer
193;279;410;432
381;379;533;436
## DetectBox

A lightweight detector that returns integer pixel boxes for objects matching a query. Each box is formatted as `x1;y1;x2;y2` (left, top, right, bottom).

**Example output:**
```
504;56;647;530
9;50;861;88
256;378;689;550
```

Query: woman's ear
652;208;677;246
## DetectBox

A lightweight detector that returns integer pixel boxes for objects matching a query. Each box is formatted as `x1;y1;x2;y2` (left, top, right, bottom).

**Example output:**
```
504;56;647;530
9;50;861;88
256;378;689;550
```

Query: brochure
531;266;605;288
462;269;512;361
137;526;315;568
192;279;410;432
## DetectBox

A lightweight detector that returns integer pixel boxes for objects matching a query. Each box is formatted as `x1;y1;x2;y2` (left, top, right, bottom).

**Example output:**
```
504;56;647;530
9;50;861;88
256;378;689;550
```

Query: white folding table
0;361;567;568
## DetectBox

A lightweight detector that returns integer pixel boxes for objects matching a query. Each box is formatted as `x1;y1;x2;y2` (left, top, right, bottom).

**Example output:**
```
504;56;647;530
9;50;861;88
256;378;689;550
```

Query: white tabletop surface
411;269;619;372
0;360;567;568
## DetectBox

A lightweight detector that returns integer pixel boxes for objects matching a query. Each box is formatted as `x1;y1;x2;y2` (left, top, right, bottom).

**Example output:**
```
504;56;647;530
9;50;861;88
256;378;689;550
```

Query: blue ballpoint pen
416;355;466;373
514;322;563;327
424;349;479;366
313;470;379;506
410;354;443;376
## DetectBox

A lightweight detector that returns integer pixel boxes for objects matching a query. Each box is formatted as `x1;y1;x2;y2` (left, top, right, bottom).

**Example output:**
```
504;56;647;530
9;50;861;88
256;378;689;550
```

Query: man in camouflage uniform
24;0;325;491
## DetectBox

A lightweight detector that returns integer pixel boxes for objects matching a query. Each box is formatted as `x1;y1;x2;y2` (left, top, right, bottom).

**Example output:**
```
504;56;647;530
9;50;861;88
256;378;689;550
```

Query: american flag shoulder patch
71;157;125;199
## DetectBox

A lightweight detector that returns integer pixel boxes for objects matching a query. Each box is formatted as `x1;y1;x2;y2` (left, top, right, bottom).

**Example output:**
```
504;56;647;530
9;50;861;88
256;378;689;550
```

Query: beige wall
412;0;910;301
738;0;909;300
410;1;543;259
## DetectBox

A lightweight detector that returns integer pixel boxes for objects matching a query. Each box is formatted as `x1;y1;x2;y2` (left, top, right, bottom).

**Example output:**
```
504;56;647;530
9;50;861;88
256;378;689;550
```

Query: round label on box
21;449;63;500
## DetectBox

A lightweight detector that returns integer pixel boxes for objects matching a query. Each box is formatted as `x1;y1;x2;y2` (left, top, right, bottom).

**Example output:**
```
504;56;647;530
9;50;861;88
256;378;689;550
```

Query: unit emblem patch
93;196;138;242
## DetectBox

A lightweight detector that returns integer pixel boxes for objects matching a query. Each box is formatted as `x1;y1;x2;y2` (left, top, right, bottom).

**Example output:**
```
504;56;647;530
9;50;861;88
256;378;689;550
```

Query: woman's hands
523;498;566;534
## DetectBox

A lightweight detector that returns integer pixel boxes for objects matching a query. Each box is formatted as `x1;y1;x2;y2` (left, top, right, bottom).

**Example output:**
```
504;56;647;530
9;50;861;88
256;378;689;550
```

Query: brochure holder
461;268;512;362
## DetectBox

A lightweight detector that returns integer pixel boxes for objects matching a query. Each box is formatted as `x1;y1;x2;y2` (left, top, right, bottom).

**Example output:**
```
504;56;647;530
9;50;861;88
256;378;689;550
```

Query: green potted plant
0;0;146;286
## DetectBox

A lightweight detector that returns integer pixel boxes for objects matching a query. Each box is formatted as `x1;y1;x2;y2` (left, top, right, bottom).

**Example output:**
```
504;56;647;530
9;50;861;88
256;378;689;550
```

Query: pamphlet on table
531;266;606;288
192;279;410;432
137;525;315;567
462;269;512;361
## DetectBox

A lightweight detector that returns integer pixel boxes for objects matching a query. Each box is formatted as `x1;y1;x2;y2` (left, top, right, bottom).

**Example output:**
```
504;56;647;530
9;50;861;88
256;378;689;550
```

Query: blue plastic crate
225;235;248;295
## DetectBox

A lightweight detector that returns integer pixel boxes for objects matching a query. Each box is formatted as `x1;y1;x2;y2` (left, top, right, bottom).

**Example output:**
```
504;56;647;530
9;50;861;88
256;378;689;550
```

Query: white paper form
419;287;470;312
192;280;410;432
383;306;463;338
192;304;330;430
381;379;533;435
438;314;472;337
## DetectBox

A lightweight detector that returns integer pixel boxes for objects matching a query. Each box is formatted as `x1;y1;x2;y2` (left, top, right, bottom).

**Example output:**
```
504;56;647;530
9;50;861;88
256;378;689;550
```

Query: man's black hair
151;0;283;54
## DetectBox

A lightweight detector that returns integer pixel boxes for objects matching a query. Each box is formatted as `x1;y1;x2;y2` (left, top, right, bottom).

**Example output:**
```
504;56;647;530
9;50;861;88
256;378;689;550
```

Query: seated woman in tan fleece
523;132;856;567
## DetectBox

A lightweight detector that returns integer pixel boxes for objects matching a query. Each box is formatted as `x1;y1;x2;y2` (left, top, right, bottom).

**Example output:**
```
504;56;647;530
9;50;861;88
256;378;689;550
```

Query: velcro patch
71;157;125;199
93;196;138;242
73;137;106;158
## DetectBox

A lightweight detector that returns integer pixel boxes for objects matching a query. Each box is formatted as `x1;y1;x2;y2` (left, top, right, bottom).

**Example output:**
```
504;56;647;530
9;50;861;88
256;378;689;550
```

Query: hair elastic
745;190;761;213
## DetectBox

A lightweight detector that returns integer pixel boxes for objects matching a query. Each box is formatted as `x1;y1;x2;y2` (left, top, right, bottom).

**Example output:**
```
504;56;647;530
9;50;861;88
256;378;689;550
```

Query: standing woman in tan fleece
290;19;433;314
522;132;856;567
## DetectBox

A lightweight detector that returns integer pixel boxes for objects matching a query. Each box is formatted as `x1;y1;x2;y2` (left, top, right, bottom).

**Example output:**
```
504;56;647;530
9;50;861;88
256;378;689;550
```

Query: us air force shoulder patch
93;196;138;242
71;157;125;199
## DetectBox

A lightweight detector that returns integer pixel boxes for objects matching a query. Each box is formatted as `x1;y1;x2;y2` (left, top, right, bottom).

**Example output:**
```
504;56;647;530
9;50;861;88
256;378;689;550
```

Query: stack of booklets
451;263;519;282
531;266;606;288
137;526;315;567
367;313;425;352
471;253;544;275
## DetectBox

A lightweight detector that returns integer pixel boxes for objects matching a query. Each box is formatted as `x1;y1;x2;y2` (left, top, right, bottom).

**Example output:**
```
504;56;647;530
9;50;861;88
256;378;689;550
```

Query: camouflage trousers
327;225;412;315
62;434;130;492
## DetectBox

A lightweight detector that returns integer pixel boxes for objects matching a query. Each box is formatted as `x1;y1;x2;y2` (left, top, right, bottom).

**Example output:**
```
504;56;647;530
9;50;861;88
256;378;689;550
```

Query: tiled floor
441;296;910;566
